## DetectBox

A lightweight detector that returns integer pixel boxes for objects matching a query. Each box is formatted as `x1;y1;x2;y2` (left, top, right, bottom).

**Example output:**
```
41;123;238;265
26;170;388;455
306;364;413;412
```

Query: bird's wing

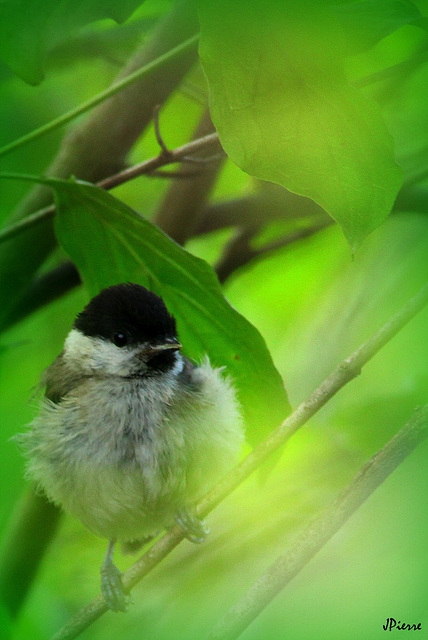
42;353;83;404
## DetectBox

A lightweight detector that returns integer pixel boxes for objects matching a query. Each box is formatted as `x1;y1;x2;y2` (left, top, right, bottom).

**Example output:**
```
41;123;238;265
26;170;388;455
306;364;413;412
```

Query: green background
1;1;427;639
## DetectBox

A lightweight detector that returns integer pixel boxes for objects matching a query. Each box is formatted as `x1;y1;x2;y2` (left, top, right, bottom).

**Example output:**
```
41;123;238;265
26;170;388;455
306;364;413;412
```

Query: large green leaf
334;0;425;54
198;0;403;250
46;177;290;445
0;0;147;84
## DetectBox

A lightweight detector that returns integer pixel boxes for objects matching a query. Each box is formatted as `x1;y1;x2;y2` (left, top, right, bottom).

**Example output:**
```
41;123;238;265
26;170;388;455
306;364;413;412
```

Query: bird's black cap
74;283;177;345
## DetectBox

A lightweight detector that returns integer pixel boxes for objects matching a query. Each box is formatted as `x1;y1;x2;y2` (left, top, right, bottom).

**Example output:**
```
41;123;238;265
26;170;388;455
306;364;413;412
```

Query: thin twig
0;132;220;245
207;404;428;640
153;104;224;166
215;225;260;283
153;108;225;244
50;280;428;640
0;35;199;160
98;132;220;189
354;49;428;88
195;191;330;236
0;0;199;334
153;104;172;157
147;168;205;178
195;180;428;238
180;152;225;164
216;219;332;283
258;219;332;254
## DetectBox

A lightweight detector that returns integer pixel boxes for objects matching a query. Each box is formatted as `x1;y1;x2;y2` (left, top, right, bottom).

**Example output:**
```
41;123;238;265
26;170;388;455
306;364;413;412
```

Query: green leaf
198;0;403;250
334;0;424;55
0;0;147;84
47;177;290;445
48;17;158;70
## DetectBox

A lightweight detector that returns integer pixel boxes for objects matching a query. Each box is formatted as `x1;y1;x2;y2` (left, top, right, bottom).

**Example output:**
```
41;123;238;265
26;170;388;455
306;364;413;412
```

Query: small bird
18;283;244;611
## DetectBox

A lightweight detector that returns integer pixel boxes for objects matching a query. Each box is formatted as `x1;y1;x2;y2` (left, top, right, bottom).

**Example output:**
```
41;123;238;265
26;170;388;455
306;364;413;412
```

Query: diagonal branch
0;0;199;329
195;188;329;236
0;132;221;247
50;280;428;640
153;108;226;244
207;404;428;640
0;130;222;331
0;35;199;161
215;218;332;283
0;490;61;617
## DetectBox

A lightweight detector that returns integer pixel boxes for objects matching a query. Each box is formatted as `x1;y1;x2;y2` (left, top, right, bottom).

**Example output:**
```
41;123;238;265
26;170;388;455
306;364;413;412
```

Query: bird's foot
175;508;210;543
100;555;132;612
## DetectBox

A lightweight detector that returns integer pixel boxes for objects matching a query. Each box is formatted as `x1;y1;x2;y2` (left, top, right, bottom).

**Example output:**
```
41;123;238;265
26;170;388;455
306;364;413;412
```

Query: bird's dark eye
113;332;128;347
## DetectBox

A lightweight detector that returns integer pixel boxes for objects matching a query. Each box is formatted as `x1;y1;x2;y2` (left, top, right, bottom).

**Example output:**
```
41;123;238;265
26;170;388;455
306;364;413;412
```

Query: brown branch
0;111;224;254
0;131;220;331
13;1;199;216
195;187;329;236
0;189;328;328
0;133;220;248
99;132;221;191
194;171;428;239
49;280;428;640
153;108;225;244
215;219;332;283
215;225;261;283
207;404;428;640
0;0;199;328
0;490;61;617
146;168;206;178
152;104;172;156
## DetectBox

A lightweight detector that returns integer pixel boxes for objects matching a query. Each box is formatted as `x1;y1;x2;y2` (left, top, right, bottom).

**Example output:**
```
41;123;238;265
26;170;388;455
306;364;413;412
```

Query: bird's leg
100;539;130;612
175;507;210;543
121;534;156;555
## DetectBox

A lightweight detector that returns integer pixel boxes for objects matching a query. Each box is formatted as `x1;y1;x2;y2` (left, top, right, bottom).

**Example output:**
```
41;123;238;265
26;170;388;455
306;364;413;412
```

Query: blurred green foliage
199;0;404;250
0;1;427;639
0;0;159;84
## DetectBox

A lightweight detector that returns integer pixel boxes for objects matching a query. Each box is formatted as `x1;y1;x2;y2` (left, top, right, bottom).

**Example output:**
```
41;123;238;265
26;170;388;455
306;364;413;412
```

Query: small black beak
138;338;182;357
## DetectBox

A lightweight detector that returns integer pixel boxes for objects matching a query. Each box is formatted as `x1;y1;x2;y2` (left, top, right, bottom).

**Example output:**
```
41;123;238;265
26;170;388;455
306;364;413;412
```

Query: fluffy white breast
20;346;244;541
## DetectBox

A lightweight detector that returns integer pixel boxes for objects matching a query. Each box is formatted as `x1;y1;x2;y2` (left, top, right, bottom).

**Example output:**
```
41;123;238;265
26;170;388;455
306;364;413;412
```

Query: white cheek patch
171;353;184;376
64;329;135;376
64;329;98;371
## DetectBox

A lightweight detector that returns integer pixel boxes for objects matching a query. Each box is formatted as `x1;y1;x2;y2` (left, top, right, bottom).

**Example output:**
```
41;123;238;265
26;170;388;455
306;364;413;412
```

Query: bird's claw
175;508;210;543
100;562;132;612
